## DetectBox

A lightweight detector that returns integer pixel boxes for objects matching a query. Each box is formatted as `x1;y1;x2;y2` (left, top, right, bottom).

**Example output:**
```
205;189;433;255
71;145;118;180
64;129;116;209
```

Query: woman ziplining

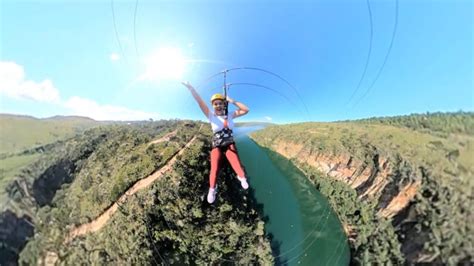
182;81;250;204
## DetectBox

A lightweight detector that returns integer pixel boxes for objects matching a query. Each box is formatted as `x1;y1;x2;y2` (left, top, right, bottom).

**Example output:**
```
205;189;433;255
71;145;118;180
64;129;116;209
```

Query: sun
140;47;186;81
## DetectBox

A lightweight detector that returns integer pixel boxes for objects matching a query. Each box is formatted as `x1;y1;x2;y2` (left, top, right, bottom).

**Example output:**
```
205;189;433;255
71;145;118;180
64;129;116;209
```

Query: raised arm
227;96;249;118
182;81;210;118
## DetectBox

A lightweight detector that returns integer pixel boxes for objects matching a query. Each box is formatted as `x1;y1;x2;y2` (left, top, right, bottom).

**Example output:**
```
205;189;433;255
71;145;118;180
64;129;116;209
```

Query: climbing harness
212;127;234;148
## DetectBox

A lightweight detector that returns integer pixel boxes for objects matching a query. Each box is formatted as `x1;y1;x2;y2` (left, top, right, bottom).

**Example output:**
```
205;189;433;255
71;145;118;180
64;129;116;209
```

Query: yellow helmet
210;93;225;103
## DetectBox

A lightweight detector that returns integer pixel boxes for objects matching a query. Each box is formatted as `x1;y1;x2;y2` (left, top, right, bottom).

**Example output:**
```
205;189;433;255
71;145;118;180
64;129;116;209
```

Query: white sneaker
237;176;249;190
207;187;217;204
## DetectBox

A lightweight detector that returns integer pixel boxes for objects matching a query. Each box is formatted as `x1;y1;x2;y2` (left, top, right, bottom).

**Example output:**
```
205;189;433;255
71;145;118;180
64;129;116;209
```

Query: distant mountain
250;111;474;264
42;115;97;122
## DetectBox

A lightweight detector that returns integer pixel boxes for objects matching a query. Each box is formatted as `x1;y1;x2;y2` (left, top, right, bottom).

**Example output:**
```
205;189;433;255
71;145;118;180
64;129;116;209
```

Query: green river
234;126;350;265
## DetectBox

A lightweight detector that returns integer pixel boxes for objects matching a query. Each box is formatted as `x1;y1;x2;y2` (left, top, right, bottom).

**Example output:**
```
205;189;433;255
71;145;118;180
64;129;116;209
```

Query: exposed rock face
271;140;420;218
258;139;436;263
32;159;77;206
378;181;420;218
0;210;34;266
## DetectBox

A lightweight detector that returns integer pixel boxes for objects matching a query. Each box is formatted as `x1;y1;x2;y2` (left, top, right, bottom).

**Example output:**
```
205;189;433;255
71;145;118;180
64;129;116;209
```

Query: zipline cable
345;0;374;107
351;0;399;109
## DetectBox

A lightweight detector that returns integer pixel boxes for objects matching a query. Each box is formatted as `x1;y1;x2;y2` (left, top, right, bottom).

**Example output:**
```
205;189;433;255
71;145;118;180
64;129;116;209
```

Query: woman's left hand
226;96;235;103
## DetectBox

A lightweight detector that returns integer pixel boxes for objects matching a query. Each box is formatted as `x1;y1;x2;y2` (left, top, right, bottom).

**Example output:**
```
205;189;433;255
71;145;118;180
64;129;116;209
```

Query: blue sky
0;0;472;123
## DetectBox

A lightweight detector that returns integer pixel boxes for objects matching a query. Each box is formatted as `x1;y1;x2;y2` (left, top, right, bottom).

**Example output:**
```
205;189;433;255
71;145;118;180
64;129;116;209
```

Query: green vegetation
250;112;474;264
54;124;186;223
0;154;40;192
350;111;474;137
0;119;272;264
5;120;188;212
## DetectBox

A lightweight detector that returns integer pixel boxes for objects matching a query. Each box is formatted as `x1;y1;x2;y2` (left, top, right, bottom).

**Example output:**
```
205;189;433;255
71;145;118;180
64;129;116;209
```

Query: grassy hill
0;114;101;155
250;112;474;264
0;114;103;211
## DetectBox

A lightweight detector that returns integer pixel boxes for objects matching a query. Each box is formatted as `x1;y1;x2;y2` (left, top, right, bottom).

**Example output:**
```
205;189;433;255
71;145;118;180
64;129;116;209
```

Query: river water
233;126;350;265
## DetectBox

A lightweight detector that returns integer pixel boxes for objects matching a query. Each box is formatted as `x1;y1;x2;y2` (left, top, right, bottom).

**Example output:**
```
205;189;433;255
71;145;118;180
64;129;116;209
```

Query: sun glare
140;47;186;81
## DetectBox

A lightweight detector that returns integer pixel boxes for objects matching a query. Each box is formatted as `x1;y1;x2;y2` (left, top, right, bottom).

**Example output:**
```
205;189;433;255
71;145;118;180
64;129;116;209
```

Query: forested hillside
250;112;474;264
1;119;273;264
351;111;474;136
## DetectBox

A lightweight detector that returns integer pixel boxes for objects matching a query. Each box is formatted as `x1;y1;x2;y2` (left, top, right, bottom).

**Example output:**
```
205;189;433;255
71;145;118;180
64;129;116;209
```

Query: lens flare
139;47;186;81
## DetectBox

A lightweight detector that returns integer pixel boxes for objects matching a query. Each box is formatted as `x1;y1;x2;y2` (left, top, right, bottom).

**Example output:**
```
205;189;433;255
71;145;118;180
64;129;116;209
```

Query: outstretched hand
182;81;210;117
181;81;194;90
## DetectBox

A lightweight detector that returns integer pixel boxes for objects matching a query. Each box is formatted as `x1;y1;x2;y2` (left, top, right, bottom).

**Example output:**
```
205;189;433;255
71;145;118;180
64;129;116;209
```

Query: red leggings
209;143;246;188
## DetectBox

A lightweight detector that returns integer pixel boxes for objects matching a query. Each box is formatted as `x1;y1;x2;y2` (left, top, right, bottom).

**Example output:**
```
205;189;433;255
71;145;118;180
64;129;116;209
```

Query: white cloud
264;116;272;121
0;61;160;121
0;61;60;103
63;96;160;121
110;53;120;61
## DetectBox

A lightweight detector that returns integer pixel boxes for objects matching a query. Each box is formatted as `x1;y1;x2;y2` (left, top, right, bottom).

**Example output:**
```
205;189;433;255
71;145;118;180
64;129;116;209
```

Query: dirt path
149;129;177;145
64;135;198;244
